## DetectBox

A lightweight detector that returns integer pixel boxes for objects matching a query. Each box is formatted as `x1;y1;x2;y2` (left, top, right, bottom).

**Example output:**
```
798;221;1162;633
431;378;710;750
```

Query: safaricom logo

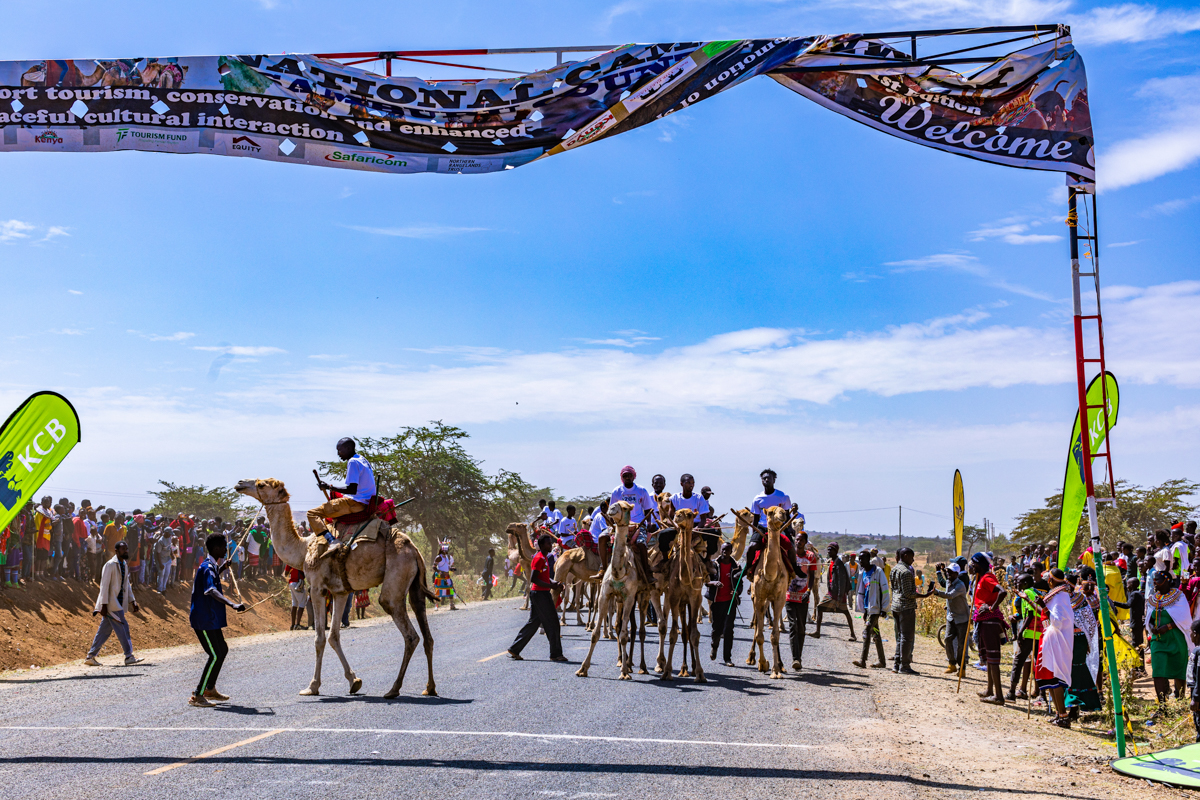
325;151;408;167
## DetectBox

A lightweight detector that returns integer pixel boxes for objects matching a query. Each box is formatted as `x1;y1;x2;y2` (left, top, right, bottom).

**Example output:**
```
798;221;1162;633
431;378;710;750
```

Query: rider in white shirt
744;469;796;579
610;466;656;575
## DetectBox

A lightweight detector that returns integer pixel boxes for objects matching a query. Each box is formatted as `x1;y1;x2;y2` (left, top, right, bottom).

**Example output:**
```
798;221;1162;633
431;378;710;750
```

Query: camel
506;522;535;610
658;509;708;682
746;506;792;678
234;478;437;698
576;501;641;680
553;546;603;627
730;508;753;562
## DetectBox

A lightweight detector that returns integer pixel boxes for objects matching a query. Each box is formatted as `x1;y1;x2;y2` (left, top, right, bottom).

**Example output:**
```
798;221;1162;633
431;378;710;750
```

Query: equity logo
33;129;64;145
231;135;262;153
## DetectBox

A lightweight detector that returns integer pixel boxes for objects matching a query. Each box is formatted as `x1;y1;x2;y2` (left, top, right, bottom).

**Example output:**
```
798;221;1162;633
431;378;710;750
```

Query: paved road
0;598;917;799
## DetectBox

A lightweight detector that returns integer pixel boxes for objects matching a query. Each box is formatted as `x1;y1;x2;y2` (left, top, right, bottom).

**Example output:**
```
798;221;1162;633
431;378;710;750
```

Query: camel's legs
756;604;770;673
745;607;760;666
408;579;437;696
379;566;421;699
303;593;328;695
771;598;786;678
637;598;650;674
679;603;690;678
663;604;680;680
686;599;700;681
576;588;612;678
326;593;362;694
617;597;636;680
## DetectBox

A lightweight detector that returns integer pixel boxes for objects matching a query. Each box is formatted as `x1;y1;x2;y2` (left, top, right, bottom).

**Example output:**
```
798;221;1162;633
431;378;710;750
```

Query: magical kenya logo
33;129;63;145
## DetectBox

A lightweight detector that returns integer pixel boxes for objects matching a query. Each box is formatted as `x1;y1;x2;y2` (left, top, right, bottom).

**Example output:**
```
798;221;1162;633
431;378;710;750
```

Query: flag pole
1069;184;1125;757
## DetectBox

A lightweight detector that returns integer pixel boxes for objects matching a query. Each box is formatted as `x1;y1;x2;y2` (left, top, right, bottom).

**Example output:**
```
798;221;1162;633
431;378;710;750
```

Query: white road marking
0;726;813;749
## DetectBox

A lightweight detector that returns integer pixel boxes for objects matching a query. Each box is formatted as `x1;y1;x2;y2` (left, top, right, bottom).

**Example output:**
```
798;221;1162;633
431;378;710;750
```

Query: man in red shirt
507;534;568;662
707;542;742;665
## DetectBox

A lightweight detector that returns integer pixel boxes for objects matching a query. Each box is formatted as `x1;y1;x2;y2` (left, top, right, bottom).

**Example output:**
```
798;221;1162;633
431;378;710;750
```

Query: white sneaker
83;657;101;667
124;656;145;665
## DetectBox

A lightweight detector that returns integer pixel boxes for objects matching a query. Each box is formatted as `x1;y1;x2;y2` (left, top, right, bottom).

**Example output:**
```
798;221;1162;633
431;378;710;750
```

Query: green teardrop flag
1057;372;1118;570
0;392;81;533
953;470;964;557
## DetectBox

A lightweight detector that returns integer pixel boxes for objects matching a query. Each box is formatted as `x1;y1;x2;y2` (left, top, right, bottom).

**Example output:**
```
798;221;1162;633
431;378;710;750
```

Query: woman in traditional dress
1064;576;1102;718
433;540;457;611
1147;569;1191;703
1034;569;1074;728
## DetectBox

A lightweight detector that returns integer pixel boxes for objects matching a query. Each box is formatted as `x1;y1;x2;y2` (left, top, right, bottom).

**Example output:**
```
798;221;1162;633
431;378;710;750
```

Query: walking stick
956;577;979;693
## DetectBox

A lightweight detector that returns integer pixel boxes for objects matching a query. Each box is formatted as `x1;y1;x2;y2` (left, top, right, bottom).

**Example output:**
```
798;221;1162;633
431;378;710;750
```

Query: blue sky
2;0;1198;537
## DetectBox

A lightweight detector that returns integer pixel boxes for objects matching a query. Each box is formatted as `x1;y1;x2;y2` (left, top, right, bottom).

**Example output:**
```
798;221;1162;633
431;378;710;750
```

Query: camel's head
731;507;755;528
505;522;528;544
656;492;674;520
607;500;633;527
234;478;289;506
673;508;697;531
765;506;791;531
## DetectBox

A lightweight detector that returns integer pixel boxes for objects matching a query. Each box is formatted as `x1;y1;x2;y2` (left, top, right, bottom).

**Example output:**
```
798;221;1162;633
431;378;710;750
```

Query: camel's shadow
314;694;473;706
212;704;277;716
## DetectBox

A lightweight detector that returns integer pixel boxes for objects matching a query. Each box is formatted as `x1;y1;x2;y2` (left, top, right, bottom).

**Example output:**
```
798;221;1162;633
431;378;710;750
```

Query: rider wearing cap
610;466;657;578
743;469;797;580
310;438;377;558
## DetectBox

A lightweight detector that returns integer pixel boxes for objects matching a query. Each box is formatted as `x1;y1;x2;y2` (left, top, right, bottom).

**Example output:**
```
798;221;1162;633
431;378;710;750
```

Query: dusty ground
863;627;1180;799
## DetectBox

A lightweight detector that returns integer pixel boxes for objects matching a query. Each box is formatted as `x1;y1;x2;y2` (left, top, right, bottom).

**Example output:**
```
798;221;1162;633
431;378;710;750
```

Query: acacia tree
320;422;544;571
1011;479;1198;558
148;481;253;521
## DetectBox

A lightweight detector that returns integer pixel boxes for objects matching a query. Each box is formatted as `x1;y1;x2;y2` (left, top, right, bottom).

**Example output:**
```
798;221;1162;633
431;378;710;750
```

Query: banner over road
0;32;1093;179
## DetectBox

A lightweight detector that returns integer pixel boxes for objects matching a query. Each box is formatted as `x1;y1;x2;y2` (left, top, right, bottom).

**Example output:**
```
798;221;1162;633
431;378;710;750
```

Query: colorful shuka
1065;591;1102;711
353;589;370;610
1147;587;1191;681
433;543;455;600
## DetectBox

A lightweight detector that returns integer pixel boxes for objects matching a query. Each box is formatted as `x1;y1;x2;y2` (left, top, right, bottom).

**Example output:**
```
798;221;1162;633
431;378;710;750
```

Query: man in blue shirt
309;437;377;559
189;533;245;708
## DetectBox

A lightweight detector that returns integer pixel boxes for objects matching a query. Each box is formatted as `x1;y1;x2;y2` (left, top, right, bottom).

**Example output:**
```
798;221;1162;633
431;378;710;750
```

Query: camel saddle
332;517;389;547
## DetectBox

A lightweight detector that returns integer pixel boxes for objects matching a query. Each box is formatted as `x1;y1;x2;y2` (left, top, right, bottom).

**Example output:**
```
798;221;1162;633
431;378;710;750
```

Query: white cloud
67;289;83;295
1108;240;1142;248
883;252;1058;301
1101;75;1200;191
50;328;84;336
577;333;660;348
1143;195;1200;216
885;253;986;275
342;224;490;238
193;345;286;357
38;226;69;243
1070;3;1200;44
967;218;1062;245
0;220;36;243
129;330;196;342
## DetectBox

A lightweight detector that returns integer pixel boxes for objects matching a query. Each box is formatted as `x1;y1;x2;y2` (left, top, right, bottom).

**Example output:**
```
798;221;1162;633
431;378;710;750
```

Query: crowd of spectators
0;496;287;591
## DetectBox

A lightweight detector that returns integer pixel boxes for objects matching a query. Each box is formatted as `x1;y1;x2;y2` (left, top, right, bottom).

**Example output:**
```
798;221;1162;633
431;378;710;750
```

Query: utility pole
898;505;902;549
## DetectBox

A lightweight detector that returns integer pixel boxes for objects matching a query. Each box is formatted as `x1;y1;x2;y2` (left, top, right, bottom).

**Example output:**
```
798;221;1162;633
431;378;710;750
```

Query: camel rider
610;466;656;579
671;474;718;560
588;499;609;566
310;438;377;559
743;468;797;580
557;506;578;549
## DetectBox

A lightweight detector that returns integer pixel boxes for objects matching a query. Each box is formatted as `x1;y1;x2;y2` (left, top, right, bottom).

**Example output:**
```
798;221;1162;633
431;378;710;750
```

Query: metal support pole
1069;185;1125;758
898;505;902;548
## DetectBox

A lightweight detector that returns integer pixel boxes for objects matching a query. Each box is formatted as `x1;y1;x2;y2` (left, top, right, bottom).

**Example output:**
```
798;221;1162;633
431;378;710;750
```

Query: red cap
620;465;636;478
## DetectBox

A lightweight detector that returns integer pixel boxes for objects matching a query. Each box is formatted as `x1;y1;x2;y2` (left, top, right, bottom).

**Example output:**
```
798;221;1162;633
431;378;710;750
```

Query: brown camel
576;501;641;680
506;522;536;610
234;479;437;698
730;508;753;562
553;546;603;627
659;509;707;682
747;506;791;678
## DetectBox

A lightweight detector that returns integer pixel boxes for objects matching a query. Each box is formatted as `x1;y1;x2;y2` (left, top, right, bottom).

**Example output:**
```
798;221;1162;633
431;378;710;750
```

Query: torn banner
0;33;1092;179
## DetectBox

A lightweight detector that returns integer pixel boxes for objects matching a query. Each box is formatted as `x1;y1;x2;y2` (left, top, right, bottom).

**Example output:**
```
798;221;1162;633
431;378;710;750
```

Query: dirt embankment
0;577;304;671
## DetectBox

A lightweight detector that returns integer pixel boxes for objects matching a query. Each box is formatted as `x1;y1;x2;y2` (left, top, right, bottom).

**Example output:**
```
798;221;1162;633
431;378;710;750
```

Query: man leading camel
310;438;377;559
